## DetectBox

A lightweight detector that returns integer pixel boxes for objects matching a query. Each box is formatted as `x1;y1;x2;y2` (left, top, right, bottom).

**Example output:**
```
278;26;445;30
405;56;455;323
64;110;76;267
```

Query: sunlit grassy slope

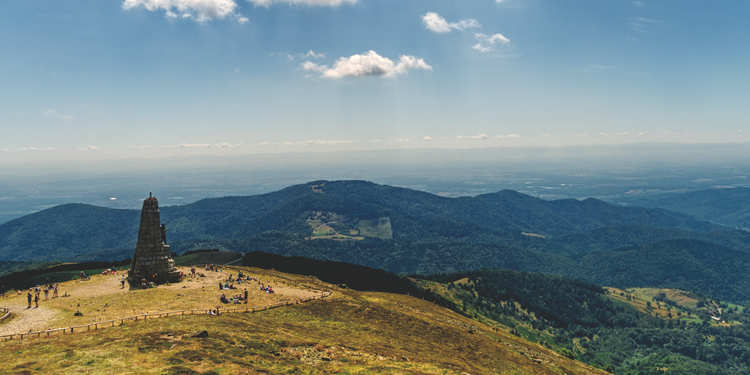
0;267;608;375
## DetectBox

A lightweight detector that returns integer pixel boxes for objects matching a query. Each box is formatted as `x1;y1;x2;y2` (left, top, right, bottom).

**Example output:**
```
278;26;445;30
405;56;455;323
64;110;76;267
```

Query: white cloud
78;145;100;151
250;0;356;7
422;12;481;34
473;32;510;53
423;136;433;141
122;0;246;23
301;50;432;79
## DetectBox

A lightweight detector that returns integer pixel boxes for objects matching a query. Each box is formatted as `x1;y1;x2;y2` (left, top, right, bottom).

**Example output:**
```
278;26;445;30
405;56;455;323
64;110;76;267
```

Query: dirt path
0;266;323;337
0;306;58;336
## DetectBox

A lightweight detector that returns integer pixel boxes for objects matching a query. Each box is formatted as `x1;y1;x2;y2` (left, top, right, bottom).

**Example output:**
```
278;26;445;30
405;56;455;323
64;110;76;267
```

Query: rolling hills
0;180;721;262
620;187;750;230
2;180;749;303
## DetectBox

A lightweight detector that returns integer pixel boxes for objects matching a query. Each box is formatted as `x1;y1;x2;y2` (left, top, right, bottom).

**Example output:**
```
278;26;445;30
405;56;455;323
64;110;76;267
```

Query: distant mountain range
1;180;749;303
620;187;750;230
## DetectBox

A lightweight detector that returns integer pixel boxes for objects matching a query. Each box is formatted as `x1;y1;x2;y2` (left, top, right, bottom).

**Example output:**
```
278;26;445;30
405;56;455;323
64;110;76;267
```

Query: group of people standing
26;284;59;309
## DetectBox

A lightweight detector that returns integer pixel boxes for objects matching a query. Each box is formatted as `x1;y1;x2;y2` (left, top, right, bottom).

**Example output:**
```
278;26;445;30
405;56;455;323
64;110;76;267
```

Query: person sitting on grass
220;294;229;304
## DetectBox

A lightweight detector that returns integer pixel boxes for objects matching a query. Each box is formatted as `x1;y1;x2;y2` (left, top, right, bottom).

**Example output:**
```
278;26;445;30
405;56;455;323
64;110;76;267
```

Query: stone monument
128;193;181;288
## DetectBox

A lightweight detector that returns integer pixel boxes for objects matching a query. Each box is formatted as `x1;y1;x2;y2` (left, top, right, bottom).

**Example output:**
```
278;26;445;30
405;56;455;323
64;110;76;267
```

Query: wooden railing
0;307;9;323
0;291;332;342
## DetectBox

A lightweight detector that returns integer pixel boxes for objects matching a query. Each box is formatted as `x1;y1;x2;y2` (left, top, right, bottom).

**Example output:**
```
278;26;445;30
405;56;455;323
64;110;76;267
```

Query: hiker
44;287;49;300
27;290;32;308
34;293;39;308
120;275;126;289
244;288;248;304
53;284;58;298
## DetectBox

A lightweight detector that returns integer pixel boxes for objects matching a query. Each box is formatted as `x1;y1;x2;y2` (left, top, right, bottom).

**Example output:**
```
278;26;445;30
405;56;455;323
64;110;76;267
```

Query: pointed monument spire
128;193;181;288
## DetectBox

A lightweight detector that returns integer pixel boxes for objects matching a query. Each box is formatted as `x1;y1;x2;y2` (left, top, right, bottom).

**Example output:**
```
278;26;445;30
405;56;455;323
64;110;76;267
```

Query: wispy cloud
422;12;481;34
282;50;326;62
630;16;658;33
20;146;56;152
497;134;521;139
158;142;241;149
458;134;490;140
42;109;73;122
582;64;616;73
78;145;100;151
259;139;355;146
301;50;432;79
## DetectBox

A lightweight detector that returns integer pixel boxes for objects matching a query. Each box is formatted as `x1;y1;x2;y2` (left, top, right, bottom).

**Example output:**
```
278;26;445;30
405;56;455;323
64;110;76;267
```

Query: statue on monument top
127;193;181;288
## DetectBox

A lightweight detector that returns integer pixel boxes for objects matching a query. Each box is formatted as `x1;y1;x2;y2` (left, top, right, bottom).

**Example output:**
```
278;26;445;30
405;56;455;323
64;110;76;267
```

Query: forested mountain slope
0;180;720;261
3;180;749;303
620;187;750;229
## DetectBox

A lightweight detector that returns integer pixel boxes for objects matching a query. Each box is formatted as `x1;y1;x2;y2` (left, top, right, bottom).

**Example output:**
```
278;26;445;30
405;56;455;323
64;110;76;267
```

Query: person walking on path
34;293;39;308
27;290;32;308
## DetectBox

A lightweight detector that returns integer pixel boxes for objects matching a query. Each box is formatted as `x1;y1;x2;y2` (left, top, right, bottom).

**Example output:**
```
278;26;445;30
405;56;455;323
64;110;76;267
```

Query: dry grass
0;266;320;335
0;268;609;375
604;287;701;322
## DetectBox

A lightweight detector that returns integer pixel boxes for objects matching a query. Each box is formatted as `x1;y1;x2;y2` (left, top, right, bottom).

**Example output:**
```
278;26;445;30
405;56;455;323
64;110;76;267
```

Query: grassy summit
0;265;607;375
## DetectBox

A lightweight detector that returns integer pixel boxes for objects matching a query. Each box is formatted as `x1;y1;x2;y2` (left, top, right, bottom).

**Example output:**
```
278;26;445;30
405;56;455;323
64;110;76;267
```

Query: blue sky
1;0;749;164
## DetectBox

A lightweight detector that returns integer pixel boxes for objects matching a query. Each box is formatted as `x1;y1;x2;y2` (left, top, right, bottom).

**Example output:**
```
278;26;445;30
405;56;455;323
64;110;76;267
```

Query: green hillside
420;270;750;375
